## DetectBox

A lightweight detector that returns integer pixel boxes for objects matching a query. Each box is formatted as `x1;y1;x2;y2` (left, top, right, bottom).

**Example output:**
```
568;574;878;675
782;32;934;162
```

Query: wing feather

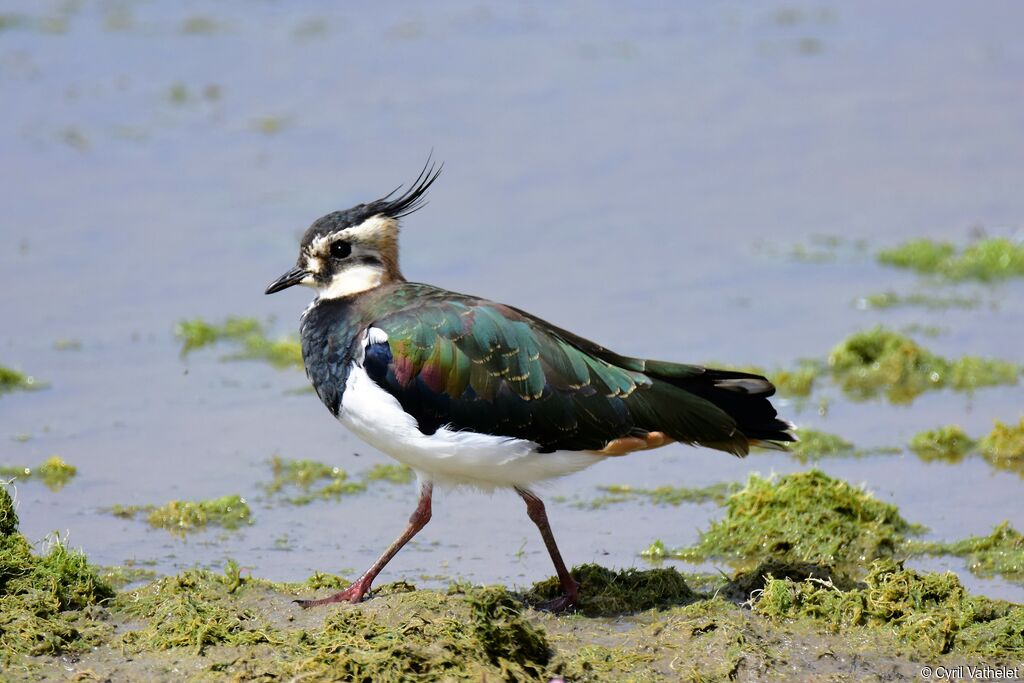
362;288;745;453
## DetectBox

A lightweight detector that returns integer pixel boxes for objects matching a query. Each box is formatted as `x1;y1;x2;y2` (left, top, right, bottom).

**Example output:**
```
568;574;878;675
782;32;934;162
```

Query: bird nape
265;160;795;611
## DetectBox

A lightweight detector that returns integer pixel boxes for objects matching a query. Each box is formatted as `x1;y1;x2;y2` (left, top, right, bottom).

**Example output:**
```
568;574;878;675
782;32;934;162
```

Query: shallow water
2;2;1023;601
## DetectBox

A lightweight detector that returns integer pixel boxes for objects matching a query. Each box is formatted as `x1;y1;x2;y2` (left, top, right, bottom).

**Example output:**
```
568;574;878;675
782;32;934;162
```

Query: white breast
338;355;604;491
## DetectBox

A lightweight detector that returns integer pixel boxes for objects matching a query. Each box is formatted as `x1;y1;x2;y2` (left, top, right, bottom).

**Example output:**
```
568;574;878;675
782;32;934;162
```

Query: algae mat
5;483;1023;683
10;566;1023;682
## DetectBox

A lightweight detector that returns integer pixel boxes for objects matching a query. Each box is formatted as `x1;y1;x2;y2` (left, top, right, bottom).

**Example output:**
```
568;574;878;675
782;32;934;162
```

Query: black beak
265;265;309;294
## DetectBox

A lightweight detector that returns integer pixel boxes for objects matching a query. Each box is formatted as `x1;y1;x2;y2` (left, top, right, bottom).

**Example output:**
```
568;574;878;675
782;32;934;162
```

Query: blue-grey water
2;2;1023;601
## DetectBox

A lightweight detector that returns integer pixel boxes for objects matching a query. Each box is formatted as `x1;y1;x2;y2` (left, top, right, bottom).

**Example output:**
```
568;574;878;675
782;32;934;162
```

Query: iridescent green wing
363;287;739;452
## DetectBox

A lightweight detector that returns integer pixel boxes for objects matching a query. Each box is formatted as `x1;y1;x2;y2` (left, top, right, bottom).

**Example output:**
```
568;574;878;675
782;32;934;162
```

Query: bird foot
294;578;371;609
535;592;577;613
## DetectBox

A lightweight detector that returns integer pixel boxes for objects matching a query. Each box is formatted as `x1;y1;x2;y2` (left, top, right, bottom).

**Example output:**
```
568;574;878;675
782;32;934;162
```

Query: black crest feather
371;156;443;219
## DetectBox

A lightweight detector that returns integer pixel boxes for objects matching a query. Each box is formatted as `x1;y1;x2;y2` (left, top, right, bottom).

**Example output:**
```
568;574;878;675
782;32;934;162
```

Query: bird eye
330;241;352;259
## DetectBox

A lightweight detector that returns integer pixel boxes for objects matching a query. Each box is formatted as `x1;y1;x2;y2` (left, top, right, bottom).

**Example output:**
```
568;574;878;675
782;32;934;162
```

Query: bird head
265;160;441;299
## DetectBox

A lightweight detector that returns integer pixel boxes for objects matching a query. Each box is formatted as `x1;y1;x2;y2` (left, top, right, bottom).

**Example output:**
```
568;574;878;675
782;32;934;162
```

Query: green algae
651;471;919;570
365;463;416;484
580;482;738;509
0;456;77;491
236;333;303;369
910;425;976;463
115;561;276;655
788;428;853;459
0;365;39;396
97;562;158;590
756;559;1024;657
858;290;983;310
878;237;1024;282
777;428;900;463
790;237;847;264
901;419;1024;474
527;564;698;617
176;316;262;352
248;586;552;682
175;317;302;370
828;326;1020;403
980;417;1024;476
266;456;344;491
769;362;820;398
265;456;366;505
911;522;1024;586
540;591;791;682
719;559;856;604
0;484;115;658
13;554;1024;680
111;494;252;534
119;566;554;680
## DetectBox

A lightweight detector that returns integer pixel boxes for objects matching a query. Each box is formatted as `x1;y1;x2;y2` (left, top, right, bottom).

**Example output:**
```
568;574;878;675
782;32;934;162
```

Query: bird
265;160;795;611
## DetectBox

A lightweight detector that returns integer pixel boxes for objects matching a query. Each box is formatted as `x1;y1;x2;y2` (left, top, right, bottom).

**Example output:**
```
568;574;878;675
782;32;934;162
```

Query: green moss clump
0;365;39;396
659;471;918;569
878;238;955;273
175;317;302;370
0;484;115;657
214;585;551;681
756;559;1024;657
827;327;942;402
97;562;159;589
980;417;1024;476
878;237;1024;282
770;363;819;397
859;291;982;310
364;463;415;484
828;326;1020;403
266;456;367;504
0;486;17;535
115;561;276;655
765;428;901;464
947;356;1023;392
111;495;252;534
176;317;262;352
267;456;341;491
911;522;1024;586
528;564;696;616
236;334;303;369
0;456;77;491
788;428;854;460
583;482;738;509
909;425;975;463
762;428;898;463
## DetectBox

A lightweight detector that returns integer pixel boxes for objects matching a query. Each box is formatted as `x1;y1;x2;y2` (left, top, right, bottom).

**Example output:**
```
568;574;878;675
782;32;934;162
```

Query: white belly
338;364;604;490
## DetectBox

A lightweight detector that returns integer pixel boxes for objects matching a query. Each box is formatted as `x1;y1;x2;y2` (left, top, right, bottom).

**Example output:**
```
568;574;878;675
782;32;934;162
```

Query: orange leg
297;481;433;608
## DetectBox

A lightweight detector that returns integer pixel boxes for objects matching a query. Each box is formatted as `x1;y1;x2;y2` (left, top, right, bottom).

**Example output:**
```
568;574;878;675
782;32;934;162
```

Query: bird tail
641;363;797;456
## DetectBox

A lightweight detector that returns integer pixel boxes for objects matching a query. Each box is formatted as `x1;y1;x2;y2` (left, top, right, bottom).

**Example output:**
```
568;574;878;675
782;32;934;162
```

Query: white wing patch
365;327;389;346
354;326;389;366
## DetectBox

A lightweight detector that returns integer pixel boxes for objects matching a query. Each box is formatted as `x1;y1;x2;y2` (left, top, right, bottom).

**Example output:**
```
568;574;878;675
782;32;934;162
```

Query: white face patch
303;256;324;277
344;214;398;243
318;262;386;299
308;215;397;256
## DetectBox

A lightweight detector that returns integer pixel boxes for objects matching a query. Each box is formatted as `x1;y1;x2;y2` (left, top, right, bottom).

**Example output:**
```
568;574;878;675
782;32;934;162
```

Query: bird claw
294;580;371;609
535;593;577;613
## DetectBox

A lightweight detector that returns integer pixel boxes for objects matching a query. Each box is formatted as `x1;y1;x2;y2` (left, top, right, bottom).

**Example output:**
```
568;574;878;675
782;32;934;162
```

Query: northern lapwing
265;161;795;610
